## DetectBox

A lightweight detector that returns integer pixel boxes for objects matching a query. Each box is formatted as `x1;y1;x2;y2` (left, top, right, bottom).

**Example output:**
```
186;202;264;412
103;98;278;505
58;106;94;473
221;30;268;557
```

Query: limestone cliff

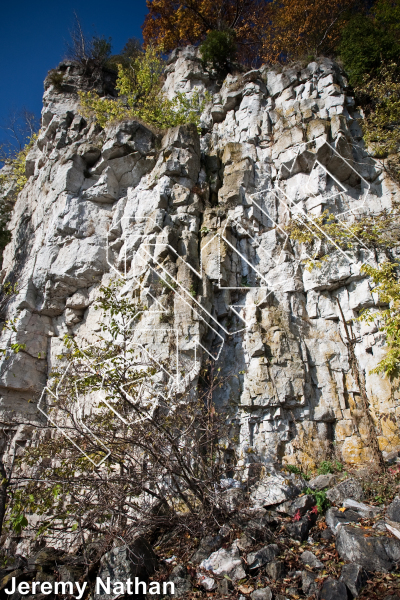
1;48;399;469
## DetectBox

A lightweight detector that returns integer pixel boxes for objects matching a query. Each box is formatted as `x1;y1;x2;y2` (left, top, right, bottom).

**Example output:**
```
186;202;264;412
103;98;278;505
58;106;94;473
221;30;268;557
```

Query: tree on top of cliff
142;0;270;66
260;0;362;63
339;0;400;85
142;0;368;65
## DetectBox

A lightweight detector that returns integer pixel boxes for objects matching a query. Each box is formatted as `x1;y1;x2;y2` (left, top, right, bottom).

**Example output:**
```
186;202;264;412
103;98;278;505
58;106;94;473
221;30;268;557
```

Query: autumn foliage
261;0;360;63
142;0;365;65
142;0;271;65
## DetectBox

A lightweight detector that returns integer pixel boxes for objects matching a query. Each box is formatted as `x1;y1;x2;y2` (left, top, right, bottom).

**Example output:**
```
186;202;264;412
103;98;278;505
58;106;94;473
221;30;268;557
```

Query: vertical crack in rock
0;48;399;470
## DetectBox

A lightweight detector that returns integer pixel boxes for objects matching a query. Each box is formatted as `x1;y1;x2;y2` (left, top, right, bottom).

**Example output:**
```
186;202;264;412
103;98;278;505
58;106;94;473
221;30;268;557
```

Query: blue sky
0;0;148;146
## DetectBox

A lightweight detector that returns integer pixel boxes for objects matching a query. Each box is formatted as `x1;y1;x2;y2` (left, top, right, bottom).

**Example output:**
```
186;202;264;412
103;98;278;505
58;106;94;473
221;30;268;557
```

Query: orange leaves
142;0;363;66
142;0;271;65
260;0;359;63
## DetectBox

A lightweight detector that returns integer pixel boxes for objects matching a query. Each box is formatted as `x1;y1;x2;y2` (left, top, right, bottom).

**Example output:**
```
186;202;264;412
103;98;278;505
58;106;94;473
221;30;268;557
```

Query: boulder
27;548;65;568
191;534;225;564
300;550;323;569
250;588;272;600
250;474;304;508
319;578;349;600
95;538;158;600
326;479;364;505
285;512;317;542
386;496;400;523
325;508;362;533
336;525;400;572
0;570;25;594
247;544;280;570
308;474;337;490
265;560;285;580
200;542;246;581
339;563;367;597
276;494;315;517
170;565;192;597
233;507;276;542
198;575;216;591
343;499;382;519
385;519;400;540
220;487;245;513
302;570;318;596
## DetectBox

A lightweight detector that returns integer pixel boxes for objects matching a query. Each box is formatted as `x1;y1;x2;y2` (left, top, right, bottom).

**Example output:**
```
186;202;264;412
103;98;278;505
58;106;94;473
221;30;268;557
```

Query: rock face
336;525;400;572
1;47;400;472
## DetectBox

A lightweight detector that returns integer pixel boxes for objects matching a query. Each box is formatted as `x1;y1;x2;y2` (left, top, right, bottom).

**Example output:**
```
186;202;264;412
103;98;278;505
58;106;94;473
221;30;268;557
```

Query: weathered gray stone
285;513;317;542
308;474;337;490
326;508;362;533
250;587;272;600
220;487;245;513
319;578;348;600
300;550;323;569
191;534;224;564
326;479;364;505
265;560;285;580
170;565;193;597
198;575;216;591
95;539;158;600
200;542;245;581
302;570;318;595
277;494;316;517
340;563;367;597
336;525;400;572
386;496;400;523
250;474;303;508
247;544;280;570
343;499;382;519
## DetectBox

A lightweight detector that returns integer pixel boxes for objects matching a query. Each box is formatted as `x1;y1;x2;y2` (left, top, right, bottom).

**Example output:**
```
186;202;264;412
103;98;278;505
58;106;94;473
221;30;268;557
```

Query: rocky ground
2;461;400;600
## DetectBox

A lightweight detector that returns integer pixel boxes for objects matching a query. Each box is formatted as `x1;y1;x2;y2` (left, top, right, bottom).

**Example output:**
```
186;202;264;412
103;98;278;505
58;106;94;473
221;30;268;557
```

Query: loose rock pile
3;468;400;599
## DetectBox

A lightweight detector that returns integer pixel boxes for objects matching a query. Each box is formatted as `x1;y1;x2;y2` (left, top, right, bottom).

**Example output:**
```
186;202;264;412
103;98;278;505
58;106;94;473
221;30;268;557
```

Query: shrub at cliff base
4;279;239;544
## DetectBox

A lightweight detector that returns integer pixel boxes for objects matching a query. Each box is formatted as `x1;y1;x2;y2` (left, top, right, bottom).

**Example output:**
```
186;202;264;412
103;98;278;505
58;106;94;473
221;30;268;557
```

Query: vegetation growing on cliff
3;279;238;541
79;45;208;130
286;203;400;258
286;205;400;378
0;134;37;256
339;0;400;85
359;262;400;379
358;64;400;183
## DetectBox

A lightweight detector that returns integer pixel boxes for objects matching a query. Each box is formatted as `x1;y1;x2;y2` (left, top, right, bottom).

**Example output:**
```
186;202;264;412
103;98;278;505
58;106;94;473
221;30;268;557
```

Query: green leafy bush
305;488;330;513
0;135;36;256
359;64;400;162
47;69;65;91
360;261;400;378
200;29;237;75
339;0;400;85
79;45;208;130
285;464;310;480
316;460;344;475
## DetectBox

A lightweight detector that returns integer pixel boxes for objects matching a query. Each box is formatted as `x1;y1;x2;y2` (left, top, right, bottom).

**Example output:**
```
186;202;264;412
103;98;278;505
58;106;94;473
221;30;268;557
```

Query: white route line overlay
38;329;199;464
37;140;380;462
